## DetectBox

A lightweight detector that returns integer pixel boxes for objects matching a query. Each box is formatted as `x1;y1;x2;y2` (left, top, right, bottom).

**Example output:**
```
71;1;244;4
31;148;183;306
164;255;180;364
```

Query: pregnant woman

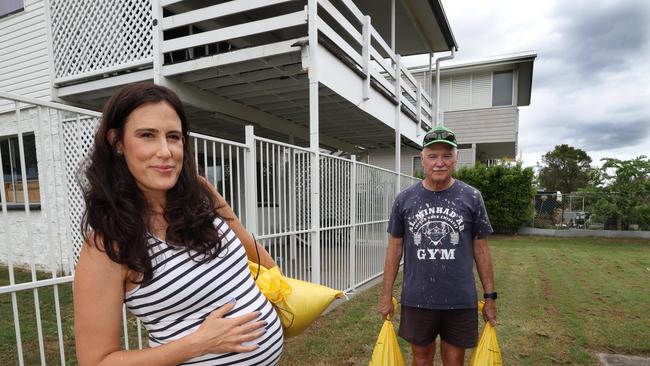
73;83;283;365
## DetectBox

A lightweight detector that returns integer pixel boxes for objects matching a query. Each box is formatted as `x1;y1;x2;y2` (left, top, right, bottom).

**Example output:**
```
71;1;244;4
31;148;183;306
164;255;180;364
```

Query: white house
1;0;457;280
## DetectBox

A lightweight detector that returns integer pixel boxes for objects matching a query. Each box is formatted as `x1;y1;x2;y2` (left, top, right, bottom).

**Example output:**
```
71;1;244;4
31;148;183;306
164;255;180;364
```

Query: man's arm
379;235;403;320
473;237;497;325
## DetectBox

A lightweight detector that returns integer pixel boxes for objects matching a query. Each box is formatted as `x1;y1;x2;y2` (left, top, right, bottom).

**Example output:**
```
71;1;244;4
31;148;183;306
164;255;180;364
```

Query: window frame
1;133;41;210
412;155;423;177
491;70;514;107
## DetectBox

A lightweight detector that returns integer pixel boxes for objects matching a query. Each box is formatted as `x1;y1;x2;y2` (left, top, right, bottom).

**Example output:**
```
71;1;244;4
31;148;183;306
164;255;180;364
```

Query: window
413;156;423;177
0;0;24;18
1;134;40;207
257;161;278;207
492;71;513;106
196;153;239;209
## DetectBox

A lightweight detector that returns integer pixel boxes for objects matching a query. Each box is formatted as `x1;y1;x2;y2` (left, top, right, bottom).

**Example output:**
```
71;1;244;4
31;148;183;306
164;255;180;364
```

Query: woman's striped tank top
124;217;284;365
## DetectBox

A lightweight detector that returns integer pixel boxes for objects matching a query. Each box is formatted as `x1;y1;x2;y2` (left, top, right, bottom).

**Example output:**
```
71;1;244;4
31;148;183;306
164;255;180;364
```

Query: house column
472;143;477;165
307;0;321;284
390;0;395;51
394;55;401;194
151;0;164;84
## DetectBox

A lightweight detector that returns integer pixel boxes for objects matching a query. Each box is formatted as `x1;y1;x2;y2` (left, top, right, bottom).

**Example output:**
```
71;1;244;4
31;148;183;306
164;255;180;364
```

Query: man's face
421;143;457;183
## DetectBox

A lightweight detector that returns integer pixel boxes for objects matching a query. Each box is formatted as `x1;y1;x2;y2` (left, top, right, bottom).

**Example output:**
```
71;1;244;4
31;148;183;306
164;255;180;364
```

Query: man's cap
422;125;457;148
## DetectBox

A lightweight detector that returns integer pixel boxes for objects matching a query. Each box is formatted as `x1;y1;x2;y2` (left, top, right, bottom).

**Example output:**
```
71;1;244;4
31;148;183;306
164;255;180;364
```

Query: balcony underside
60;43;425;155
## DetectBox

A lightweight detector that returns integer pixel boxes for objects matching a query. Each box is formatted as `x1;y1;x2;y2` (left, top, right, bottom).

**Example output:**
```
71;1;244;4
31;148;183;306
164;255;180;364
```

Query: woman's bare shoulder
76;232;129;283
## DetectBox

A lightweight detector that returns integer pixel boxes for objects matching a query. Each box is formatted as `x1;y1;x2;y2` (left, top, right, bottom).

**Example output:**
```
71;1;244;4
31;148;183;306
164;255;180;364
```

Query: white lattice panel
50;0;153;81
62;113;98;263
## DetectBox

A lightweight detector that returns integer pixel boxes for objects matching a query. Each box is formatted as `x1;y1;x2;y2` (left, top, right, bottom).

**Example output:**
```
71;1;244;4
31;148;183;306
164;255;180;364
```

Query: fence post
244;126;258;236
531;195;536;228
349;155;357;291
308;0;321;285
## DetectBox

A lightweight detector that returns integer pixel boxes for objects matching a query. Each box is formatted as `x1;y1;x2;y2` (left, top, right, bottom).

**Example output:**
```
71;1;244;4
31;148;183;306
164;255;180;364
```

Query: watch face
484;292;497;299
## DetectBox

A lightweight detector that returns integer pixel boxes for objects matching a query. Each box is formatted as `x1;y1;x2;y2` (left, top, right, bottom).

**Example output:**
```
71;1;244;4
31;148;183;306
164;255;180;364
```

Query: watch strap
483;291;497;300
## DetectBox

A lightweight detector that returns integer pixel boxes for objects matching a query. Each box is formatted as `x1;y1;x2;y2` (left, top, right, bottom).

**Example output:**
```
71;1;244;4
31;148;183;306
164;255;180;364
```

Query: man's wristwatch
483;292;497;300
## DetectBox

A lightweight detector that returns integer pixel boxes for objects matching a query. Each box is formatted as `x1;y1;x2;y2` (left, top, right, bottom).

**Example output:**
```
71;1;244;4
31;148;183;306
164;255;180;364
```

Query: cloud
573;119;649;151
550;1;650;78
432;1;650;167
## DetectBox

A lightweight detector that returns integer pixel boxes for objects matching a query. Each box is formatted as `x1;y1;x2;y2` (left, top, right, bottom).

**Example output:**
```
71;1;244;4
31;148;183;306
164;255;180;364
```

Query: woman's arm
74;239;266;366
201;177;278;269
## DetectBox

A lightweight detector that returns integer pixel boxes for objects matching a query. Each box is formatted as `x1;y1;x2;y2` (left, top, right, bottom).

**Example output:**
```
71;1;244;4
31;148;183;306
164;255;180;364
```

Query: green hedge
453;164;535;234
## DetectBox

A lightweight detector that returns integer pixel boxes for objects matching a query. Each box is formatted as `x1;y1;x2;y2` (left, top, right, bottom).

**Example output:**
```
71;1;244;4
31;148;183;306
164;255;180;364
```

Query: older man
379;126;497;366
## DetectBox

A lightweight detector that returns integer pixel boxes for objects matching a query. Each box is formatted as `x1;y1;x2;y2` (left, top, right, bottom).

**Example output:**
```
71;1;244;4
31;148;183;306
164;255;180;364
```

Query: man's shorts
398;305;478;348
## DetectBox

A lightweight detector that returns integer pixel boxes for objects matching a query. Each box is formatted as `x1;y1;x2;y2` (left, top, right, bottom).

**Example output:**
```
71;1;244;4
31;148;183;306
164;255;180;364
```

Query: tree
538;144;592;193
584;156;650;230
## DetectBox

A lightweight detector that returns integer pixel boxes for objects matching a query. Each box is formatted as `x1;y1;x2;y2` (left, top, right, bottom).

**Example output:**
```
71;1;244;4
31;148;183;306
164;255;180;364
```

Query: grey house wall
444;106;518;144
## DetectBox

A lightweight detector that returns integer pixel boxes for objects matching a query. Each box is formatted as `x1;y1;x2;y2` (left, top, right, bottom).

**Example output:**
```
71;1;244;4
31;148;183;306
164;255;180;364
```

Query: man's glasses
423;130;456;145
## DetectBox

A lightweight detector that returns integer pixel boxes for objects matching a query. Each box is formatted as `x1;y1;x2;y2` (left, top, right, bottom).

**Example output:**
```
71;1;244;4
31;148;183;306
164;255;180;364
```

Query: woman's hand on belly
189;299;267;355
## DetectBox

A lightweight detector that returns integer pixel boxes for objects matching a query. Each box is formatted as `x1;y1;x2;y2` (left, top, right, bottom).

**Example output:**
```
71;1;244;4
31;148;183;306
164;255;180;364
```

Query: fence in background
0;91;419;364
529;192;648;231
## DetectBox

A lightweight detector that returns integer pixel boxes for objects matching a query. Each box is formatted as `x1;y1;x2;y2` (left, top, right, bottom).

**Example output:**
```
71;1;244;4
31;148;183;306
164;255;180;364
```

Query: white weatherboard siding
0;0;52;112
415;72;495;112
444;107;518;144
368;146;422;176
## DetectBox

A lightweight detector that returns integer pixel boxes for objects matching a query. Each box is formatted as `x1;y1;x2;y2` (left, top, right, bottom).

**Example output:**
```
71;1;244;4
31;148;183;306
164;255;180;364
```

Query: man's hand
482;298;497;326
379;294;395;320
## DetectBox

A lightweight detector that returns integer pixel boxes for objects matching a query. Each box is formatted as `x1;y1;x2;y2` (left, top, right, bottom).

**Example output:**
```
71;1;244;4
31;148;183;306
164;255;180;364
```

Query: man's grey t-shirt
388;180;493;310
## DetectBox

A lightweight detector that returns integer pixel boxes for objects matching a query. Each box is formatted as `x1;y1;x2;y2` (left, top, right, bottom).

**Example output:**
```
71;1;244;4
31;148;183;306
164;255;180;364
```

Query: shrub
454;164;535;234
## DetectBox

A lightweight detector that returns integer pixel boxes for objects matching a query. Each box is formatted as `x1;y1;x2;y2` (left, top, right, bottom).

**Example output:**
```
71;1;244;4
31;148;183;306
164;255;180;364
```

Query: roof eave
427;0;458;51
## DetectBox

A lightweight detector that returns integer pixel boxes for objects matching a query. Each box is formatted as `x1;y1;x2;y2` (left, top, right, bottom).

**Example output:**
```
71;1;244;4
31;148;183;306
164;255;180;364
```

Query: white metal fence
0;91;420;364
0;91;100;365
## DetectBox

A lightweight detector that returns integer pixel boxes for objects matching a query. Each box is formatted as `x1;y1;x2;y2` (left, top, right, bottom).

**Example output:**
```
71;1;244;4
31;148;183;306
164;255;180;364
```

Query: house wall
368;145;474;175
367;146;421;176
0;107;70;272
444;106;518;144
414;69;516;113
0;0;52;112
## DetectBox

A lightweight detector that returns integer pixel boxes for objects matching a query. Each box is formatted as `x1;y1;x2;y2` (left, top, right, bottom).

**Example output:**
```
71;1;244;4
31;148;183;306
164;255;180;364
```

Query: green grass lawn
2;235;649;365
281;235;650;365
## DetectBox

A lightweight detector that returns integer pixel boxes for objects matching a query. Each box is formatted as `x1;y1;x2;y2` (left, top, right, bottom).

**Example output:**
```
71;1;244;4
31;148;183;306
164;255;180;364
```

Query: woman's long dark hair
81;83;224;284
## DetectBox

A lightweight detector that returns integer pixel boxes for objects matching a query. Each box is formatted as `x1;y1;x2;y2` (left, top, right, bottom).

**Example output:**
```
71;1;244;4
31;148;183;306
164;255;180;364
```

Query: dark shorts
398;305;478;349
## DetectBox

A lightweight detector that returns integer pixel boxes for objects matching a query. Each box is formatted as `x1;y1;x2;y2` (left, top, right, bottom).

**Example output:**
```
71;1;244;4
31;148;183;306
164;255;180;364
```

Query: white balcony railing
49;0;435;128
50;0;153;83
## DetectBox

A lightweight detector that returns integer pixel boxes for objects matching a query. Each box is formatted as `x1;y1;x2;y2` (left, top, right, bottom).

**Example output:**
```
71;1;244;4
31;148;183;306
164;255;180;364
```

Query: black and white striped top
124;217;284;365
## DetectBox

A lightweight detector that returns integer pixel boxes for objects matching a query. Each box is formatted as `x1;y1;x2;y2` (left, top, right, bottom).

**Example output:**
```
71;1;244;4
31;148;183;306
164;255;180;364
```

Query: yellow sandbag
369;298;405;366
469;301;503;366
248;261;343;337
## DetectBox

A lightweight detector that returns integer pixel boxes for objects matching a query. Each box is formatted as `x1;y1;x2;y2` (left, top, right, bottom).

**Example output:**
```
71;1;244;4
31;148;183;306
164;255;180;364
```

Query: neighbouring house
368;51;536;175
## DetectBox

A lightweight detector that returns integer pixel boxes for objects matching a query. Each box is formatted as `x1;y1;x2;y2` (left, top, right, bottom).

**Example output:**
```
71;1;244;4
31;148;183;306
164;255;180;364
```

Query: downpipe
435;49;455;126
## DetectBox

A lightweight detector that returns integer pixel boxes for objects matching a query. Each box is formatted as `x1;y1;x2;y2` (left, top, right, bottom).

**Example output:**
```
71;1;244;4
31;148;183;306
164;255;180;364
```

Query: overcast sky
403;0;650;168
